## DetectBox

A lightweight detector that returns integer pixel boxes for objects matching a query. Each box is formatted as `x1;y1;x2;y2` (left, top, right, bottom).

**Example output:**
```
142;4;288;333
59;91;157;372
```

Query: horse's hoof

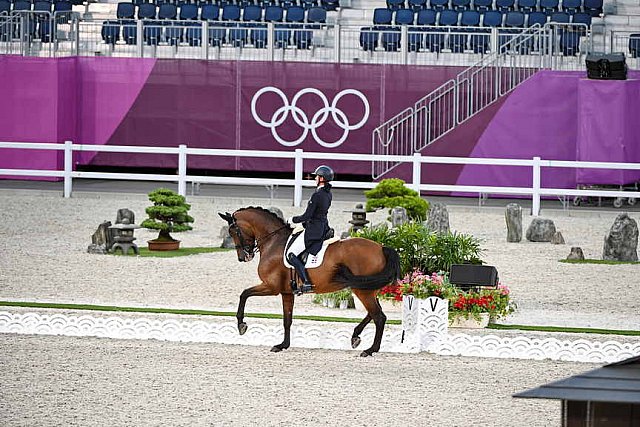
360;350;373;357
238;322;248;335
271;345;283;352
351;337;361;349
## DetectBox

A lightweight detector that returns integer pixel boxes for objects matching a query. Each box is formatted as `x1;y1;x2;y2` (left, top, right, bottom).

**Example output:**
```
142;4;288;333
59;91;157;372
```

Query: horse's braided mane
235;206;290;228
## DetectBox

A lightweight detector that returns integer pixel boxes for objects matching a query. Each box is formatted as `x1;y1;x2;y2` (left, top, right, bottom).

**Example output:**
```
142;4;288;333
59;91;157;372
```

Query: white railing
2;141;640;215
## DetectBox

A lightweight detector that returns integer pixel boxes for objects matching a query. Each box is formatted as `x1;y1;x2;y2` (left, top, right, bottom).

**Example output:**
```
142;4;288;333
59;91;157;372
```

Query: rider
287;165;334;295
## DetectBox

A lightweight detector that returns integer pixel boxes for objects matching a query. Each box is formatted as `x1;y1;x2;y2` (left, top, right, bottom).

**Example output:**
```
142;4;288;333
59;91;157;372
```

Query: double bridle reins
229;215;289;258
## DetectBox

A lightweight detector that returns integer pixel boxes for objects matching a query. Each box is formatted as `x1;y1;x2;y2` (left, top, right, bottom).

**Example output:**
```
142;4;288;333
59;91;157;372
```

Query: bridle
229;215;289;259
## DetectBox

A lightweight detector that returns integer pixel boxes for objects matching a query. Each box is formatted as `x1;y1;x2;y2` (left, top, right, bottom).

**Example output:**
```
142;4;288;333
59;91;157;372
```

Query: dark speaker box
585;52;627;80
449;264;499;289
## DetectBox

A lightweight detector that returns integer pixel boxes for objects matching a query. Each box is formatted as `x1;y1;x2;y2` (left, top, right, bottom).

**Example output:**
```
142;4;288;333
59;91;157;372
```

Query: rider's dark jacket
292;183;332;255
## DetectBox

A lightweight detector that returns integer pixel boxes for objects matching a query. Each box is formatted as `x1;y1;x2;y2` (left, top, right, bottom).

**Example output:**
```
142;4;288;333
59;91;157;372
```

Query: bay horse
219;207;401;357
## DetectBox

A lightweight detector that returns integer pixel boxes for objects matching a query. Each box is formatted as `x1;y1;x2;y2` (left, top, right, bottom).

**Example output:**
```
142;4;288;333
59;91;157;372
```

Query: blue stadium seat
539;0;558;14
496;0;515;12
572;11;590;25
101;20;120;45
13;0;32;11
582;0;601;16
560;28;580;54
561;0;580;14
122;20;137;44
451;0;470;11
285;5;305;24
429;0;449;11
527;10;547;26
372;8;393;27
408;0;427;11
504;10;524;26
416;8;437;24
438;8;459;25
54;1;72;13
180;4;199;20
243;4;263;23
451;9;479;52
158;3;177;20
387;0;405;11
200;4;220;21
0;0;10;15
307;6;326;27
461;9;480;25
33;1;51;13
482;10;503;26
472;0;492;13
629;34;640;58
221;4;241;24
395;8;415;24
359;26;378;51
516;0;537;12
116;2;135;20
549;11;569;22
138;3;157;19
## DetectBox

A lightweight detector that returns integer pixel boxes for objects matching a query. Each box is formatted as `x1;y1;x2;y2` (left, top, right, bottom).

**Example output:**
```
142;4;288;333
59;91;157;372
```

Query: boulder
220;225;236;249
526;218;556;242
505;203;522;243
87;221;112;254
603;213;639;261
425;202;450;234
566;247;585;260
116;208;135;224
551;231;565;245
390;206;409;228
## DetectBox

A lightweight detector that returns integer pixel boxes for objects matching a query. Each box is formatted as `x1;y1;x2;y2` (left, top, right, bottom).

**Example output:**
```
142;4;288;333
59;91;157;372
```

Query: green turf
112;247;231;257
488;323;640;336
559;258;640;265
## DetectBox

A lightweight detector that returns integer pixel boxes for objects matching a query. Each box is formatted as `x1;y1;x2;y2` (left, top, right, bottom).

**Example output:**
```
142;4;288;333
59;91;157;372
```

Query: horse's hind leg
271;292;294;352
352;289;386;357
237;282;278;335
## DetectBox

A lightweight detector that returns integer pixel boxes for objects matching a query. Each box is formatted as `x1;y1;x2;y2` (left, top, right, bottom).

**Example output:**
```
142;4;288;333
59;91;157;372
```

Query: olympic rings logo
250;86;370;148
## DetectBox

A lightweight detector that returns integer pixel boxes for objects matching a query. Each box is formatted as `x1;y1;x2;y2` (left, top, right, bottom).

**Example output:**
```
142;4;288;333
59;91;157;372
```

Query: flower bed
380;270;516;323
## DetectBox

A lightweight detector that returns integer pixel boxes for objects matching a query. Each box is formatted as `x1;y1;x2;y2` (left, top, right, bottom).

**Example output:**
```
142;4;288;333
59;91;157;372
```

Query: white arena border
0;305;639;364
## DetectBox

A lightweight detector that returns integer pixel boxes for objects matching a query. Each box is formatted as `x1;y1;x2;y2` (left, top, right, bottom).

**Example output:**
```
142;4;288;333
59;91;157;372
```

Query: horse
218;207;401;357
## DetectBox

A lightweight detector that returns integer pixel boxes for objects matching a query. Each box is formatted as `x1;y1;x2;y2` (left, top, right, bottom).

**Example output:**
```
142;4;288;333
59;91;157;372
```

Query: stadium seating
582;0;602;17
516;0;537;13
561;0;581;15
630;34;640;58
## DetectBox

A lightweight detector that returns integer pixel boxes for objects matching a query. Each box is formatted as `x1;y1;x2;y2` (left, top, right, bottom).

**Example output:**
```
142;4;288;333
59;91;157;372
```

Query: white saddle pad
283;230;340;269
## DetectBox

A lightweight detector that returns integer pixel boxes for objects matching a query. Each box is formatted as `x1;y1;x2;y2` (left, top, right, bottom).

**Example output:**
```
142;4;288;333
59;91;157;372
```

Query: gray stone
267;207;284;221
603;213;639;261
505;203;522;243
390;207;408;228
220;225;236;249
116;208;135;224
425;202;450;234
87;221;112;254
567;247;585;260
526;218;557;242
551;231;565;245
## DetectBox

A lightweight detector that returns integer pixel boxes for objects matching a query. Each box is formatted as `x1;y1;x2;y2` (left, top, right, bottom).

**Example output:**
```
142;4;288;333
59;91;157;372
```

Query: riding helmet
312;165;334;182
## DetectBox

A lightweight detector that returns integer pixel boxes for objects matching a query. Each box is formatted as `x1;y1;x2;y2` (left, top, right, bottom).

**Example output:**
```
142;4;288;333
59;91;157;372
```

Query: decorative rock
505;203;522;243
116;208;135;224
390;207;408;228
425;202;450;234
566;247;585;260
267;207;284;221
220;225;236;249
602;213;639;261
526;218;556;242
550;231;565;245
87;221;112;254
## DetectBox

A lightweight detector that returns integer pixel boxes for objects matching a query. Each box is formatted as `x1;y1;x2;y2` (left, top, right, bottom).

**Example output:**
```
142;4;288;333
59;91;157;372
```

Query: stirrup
298;282;313;295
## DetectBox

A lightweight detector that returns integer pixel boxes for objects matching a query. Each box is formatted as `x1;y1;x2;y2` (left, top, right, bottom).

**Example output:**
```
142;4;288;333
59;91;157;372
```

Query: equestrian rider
286;165;334;295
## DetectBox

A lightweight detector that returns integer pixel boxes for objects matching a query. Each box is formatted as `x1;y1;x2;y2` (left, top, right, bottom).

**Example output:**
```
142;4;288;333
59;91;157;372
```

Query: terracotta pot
148;239;180;251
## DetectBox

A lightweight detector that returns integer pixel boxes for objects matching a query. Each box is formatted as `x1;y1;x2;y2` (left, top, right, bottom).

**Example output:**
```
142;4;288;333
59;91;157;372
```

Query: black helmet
312;165;334;182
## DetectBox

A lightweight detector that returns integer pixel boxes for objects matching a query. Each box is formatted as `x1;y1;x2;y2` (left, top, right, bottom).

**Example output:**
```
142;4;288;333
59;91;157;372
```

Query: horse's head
219;211;256;262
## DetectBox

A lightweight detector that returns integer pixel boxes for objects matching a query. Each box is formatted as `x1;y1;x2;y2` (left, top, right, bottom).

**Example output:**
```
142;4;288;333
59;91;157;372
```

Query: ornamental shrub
364;178;429;221
353;222;483;276
141;188;194;241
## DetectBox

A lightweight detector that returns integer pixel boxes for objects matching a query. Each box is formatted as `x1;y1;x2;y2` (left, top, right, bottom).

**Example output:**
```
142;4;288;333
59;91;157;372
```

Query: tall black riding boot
287;253;313;295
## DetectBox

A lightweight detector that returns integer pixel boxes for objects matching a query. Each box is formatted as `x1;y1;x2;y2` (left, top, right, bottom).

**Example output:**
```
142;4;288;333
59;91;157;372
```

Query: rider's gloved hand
287;216;296;225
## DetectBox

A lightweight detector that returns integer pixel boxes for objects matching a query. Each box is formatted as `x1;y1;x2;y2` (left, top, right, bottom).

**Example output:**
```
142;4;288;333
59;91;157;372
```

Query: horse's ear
218;212;233;223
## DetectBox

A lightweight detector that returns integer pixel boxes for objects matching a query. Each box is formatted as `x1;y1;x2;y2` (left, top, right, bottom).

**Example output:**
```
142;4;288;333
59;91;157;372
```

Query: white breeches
287;230;307;257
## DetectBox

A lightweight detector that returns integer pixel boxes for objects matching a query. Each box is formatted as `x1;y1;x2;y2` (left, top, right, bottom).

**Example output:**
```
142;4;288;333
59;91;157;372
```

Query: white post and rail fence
1;141;640;216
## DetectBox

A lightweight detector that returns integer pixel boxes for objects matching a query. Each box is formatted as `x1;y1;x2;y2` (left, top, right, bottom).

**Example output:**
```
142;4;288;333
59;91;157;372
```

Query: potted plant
141;188;194;251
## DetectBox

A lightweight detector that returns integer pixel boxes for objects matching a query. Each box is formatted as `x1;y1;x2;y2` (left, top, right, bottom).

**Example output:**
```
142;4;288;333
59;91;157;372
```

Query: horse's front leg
271;292;294;353
237;282;278;335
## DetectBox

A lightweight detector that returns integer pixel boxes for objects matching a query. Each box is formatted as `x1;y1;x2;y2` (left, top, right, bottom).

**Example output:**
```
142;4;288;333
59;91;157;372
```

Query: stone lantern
109;218;141;255
349;203;370;233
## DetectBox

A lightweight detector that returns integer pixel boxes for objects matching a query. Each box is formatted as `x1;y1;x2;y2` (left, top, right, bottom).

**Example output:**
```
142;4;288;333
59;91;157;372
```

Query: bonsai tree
364;178;429;221
141;188;194;242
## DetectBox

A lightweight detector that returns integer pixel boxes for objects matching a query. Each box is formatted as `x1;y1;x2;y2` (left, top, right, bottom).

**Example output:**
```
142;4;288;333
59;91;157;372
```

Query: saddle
283;227;339;269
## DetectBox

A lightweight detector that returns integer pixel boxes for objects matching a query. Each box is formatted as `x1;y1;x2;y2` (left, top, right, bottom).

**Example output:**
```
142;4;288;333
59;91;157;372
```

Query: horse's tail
332;246;401;290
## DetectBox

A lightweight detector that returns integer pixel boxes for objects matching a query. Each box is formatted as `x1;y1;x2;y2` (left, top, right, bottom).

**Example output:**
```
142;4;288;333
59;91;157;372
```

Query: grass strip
559;258;640;265
2;301;639;335
0;301;401;325
113;247;230;258
488;323;640;336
